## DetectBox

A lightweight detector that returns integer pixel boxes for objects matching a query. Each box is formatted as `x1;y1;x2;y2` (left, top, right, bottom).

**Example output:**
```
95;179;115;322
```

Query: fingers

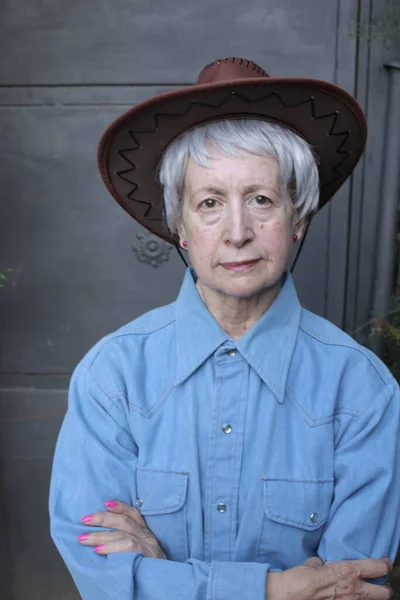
104;500;147;528
332;558;393;580
362;581;392;600
94;536;144;555
77;527;165;558
78;530;125;547
79;500;166;558
81;532;148;556
80;503;145;535
360;558;392;578
324;558;392;600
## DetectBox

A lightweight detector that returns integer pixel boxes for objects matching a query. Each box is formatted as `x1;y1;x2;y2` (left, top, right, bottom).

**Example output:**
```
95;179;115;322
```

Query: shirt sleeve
49;363;269;600
317;380;400;578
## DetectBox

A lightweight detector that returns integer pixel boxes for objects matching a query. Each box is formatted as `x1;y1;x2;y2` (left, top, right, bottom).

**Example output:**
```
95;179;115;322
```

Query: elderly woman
49;58;399;600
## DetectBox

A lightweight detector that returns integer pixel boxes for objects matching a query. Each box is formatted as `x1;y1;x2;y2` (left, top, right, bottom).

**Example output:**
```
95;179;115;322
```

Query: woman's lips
220;259;261;272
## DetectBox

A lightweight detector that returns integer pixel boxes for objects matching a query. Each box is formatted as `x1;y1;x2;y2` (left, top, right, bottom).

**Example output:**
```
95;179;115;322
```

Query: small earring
292;233;298;242
182;241;188;248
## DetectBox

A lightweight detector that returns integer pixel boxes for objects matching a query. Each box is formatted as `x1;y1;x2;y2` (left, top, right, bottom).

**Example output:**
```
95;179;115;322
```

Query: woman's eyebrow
193;183;279;196
194;185;226;196
242;183;279;195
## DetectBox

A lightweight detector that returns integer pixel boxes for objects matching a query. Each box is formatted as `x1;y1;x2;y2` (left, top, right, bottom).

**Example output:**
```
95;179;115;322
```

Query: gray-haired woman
49;57;399;600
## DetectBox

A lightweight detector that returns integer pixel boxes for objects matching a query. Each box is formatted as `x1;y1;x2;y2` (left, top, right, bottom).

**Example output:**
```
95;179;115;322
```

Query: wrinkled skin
177;149;306;338
79;500;166;559
267;556;392;600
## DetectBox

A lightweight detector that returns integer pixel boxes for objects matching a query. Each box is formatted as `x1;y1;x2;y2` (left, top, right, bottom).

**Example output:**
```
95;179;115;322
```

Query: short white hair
158;118;319;236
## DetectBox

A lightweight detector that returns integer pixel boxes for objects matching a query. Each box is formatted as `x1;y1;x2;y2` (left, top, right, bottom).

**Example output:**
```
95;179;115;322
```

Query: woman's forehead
183;151;281;192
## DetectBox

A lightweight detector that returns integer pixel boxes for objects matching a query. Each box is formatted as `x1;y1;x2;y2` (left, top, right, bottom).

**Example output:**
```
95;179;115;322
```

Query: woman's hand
78;500;167;559
266;556;392;600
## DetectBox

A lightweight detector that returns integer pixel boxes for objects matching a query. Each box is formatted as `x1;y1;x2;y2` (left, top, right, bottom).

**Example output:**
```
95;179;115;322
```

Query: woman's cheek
189;231;210;267
192;224;218;246
191;228;206;248
267;222;292;263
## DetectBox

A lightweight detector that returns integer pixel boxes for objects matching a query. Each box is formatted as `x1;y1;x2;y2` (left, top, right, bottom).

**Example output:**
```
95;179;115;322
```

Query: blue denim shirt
49;268;400;600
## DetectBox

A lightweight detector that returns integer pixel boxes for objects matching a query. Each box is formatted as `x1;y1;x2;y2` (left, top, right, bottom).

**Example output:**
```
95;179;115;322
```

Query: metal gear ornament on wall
132;231;173;268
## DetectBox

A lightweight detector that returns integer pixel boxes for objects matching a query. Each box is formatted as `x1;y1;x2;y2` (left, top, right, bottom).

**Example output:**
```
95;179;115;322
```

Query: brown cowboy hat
97;57;367;243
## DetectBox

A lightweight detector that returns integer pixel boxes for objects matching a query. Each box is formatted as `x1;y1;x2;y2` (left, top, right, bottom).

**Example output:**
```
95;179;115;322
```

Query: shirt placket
204;344;248;562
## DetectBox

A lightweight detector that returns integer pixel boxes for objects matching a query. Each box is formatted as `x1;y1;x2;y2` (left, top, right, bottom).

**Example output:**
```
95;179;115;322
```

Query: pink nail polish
81;515;93;523
77;534;89;542
104;500;118;508
94;545;104;552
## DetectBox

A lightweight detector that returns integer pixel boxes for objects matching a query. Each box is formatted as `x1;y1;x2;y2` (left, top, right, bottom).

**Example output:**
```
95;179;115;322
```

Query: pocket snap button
310;512;319;523
136;497;143;507
222;424;232;434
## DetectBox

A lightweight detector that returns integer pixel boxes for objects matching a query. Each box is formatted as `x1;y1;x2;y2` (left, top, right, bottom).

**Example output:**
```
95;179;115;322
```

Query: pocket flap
136;468;188;515
263;478;333;531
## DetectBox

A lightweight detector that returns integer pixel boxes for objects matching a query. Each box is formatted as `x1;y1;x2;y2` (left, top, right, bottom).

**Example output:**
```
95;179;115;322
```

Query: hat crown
197;57;269;85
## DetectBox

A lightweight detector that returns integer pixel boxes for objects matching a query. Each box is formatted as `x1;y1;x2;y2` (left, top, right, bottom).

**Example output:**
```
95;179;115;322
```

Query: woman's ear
176;219;188;248
293;216;308;241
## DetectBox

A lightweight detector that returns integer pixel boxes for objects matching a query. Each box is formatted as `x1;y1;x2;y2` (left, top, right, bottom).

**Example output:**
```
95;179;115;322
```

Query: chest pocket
136;468;189;562
256;478;334;566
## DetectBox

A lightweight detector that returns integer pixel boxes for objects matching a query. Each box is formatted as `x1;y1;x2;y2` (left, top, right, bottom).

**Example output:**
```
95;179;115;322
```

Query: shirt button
227;349;236;356
217;503;227;513
310;512;319;523
136;497;143;508
222;424;232;434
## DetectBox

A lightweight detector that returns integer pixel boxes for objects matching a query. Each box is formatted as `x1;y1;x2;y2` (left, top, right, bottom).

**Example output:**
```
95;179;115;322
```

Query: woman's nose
224;205;254;248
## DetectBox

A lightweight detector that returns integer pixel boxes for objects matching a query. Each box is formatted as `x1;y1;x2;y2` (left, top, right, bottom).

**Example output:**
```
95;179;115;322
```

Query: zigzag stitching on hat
313;109;351;185
117;127;155;166
118;169;136;184
119;93;350;162
119;125;159;153
117;160;136;184
156;91;351;166
116;128;154;183
117;158;136;185
314;107;350;153
126;184;160;221
117;89;352;218
152;96;238;128
226;91;352;188
233;91;351;169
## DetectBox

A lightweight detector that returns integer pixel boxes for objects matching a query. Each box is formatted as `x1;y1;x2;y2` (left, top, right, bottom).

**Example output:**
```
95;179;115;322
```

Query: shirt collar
174;267;301;403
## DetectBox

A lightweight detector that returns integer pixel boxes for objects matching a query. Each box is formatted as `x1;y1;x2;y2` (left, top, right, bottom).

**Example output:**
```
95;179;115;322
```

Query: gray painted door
0;1;395;597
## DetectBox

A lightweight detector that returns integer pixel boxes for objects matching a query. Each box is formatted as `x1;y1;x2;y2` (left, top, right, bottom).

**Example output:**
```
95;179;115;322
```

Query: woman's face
178;147;305;301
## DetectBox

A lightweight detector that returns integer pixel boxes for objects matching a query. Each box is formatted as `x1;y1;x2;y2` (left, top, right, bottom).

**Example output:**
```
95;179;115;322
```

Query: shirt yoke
290;308;396;421
76;303;178;414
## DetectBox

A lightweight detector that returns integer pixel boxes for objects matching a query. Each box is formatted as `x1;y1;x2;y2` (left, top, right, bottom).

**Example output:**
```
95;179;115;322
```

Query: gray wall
344;0;400;338
0;1;398;597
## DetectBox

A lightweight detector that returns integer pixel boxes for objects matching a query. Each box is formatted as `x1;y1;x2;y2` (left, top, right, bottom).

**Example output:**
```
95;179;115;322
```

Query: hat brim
97;77;367;242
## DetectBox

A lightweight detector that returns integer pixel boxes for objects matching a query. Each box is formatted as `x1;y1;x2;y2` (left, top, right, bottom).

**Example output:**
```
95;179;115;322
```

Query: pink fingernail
94;545;104;552
81;514;93;523
104;500;118;508
77;534;89;542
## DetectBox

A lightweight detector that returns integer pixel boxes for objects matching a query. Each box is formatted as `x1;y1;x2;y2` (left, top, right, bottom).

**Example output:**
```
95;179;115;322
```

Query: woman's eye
200;198;218;209
253;195;272;206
